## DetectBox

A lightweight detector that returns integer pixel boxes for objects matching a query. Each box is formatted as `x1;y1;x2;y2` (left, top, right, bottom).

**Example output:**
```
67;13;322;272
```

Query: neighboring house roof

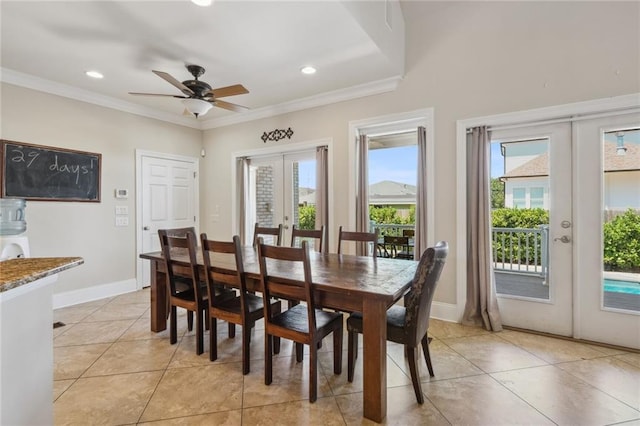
297;180;417;205
502;141;640;179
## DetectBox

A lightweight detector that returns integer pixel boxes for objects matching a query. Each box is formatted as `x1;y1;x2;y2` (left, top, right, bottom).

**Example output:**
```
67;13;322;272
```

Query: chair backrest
257;239;317;335
404;241;448;346
402;229;415;238
200;234;245;308
384;235;409;258
158;228;203;300
290;224;325;253
253;223;283;247
337;226;378;256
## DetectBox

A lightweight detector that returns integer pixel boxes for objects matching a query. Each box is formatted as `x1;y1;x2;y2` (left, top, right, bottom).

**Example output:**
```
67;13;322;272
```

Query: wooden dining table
140;246;417;423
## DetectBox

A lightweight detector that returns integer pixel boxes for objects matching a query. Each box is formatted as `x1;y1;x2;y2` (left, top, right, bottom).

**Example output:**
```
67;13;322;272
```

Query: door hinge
194;216;196;222
193;171;197;178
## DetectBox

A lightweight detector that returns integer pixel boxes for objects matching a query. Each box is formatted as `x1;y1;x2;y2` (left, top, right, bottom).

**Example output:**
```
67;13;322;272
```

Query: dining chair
158;227;198;330
384;235;412;259
290;224;325;252
346;241;448;404
402;229;415;238
200;234;281;373
253;223;283;247
158;229;210;354
337;226;379;256
257;239;343;402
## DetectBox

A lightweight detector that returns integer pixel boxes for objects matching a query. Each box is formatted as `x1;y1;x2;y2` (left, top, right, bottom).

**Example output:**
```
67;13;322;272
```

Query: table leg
362;298;387;423
149;260;167;332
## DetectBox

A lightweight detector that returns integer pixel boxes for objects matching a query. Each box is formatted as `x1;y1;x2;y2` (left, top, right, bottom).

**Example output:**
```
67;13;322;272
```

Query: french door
491;113;640;348
245;151;316;246
491;123;573;336
574;113;640;348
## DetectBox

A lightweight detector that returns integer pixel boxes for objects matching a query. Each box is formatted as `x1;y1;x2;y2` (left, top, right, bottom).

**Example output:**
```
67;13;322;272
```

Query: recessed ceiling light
85;70;103;79
191;0;212;6
301;66;317;75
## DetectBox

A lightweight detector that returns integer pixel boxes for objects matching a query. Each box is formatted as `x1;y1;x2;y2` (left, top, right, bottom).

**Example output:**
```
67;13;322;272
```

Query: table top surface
141;247;417;302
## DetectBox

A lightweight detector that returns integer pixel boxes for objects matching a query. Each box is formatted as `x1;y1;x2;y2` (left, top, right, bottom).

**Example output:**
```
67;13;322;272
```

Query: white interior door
137;153;198;288
491;123;573;336
574;113;640;348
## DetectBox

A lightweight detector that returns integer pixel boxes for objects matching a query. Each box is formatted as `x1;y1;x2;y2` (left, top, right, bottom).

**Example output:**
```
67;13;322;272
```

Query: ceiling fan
129;64;249;118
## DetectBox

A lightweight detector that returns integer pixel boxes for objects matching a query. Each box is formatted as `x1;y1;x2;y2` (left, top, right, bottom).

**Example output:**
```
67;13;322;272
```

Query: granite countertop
0;257;84;293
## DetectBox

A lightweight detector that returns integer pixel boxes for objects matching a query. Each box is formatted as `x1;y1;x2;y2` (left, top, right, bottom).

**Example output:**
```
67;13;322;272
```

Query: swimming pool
604;279;640;295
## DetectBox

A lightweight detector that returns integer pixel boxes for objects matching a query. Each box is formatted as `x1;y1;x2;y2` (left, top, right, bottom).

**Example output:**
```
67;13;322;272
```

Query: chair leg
309;343;317;403
209;317;218;361
170;305;178;345
196;309;204;355
407;346;424;404
265;334;273;385
347;331;357;382
187;310;193;331
295;342;304;362
272;302;281;354
421;335;435;377
242;323;251;375
333;325;343;375
228;322;236;338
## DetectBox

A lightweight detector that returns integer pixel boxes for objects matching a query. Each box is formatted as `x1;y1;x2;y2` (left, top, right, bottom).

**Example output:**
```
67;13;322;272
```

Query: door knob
554;235;571;243
143;226;150;231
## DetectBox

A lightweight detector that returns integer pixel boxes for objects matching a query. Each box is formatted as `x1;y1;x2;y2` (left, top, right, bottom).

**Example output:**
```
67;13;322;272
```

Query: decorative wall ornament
261;127;294;143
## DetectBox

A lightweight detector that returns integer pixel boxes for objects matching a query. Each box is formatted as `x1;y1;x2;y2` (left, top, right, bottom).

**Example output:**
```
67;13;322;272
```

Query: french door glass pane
491;138;550;300
602;127;640;312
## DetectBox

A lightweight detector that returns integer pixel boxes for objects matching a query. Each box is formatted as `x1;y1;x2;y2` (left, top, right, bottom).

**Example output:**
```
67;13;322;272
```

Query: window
513;188;526;208
530;187;544;208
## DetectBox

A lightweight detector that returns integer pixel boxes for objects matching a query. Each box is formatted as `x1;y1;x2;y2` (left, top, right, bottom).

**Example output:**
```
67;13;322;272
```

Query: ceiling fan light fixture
182;98;212;118
191;0;212;6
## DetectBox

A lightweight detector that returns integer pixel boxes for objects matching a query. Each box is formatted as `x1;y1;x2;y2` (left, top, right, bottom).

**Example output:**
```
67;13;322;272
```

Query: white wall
1;84;202;295
200;1;640;305
605;171;640;209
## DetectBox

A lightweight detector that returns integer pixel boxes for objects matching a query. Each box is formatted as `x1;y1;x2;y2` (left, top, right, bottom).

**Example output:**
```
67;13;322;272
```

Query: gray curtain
463;126;503;331
414;126;428;260
355;134;370;256
315;146;329;252
236;157;250;245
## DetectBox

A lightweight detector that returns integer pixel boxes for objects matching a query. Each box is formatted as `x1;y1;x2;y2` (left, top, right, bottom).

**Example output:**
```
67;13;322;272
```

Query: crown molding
200;75;403;129
1;67;403;131
0;68;200;129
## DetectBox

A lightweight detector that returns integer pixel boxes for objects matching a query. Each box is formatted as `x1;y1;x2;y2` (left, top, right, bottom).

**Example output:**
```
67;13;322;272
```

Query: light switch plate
115;216;129;227
115;205;128;215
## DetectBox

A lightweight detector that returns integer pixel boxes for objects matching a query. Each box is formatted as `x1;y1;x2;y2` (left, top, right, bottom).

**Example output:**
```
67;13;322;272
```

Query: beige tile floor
53;288;640;425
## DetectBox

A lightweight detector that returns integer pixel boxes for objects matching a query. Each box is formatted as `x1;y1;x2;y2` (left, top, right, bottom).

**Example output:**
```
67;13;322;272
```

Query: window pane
513;188;526;208
530;187;544;208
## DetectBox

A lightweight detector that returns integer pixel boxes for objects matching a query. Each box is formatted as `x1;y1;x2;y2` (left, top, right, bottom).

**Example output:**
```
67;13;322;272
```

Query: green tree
298;205;316;229
603;209;640;272
491;178;505;209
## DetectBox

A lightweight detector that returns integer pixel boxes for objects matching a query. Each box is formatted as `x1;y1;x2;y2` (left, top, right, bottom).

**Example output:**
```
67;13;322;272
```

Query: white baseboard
430;301;460;323
53;278;137;309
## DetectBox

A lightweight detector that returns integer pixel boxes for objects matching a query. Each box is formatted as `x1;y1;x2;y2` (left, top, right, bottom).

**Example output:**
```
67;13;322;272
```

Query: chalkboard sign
1;140;101;202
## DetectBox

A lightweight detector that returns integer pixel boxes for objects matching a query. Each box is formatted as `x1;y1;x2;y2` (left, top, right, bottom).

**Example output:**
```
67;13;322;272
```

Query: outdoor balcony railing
492;225;549;283
371;223;414;237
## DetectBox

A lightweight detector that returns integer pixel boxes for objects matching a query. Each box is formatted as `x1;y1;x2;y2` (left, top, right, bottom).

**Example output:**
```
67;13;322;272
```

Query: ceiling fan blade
128;92;188;98
213;99;249;112
152;70;194;96
206;84;249;98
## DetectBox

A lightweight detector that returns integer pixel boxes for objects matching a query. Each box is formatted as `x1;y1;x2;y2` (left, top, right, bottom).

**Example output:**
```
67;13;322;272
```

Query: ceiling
0;1;405;129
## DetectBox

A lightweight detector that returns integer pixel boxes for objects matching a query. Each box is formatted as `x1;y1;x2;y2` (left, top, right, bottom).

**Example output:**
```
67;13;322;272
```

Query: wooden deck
495;271;640;311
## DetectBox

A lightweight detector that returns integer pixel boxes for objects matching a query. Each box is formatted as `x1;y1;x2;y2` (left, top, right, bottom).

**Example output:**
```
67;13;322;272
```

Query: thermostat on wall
115;189;129;199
